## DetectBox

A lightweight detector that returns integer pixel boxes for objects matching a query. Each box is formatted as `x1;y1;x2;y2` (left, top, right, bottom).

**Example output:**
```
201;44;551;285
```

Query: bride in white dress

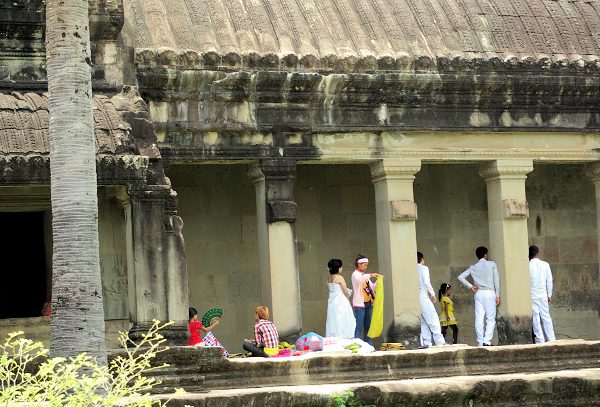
326;259;356;338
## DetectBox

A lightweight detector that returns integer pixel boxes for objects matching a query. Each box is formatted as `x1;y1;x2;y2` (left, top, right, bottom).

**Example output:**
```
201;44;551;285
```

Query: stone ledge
133;339;600;394
142;368;600;407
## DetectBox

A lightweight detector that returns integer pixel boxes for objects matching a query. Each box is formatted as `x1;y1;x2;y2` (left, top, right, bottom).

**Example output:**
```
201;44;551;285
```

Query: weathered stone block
390;200;418;221
268;200;297;223
503;198;529;219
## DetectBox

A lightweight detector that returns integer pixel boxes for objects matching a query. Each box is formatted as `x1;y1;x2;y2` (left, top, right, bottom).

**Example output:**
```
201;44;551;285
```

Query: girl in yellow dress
438;283;458;344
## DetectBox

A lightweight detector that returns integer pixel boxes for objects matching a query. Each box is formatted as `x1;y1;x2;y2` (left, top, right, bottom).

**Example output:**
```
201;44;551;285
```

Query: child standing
188;307;220;346
438;283;458;344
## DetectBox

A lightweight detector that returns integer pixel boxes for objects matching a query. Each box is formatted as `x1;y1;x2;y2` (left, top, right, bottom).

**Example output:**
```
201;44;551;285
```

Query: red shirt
254;319;279;348
188;320;204;346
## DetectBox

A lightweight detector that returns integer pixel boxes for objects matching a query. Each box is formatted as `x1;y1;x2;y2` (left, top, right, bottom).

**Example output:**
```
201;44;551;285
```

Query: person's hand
496;297;501;307
470;285;479;294
548;296;552;304
430;294;436;303
371;273;380;278
214;320;220;326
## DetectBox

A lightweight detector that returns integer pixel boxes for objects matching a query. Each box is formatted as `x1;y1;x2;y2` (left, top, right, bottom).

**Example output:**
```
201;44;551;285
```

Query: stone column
586;162;600;263
479;159;533;344
164;190;189;340
249;159;302;340
125;185;170;340
370;159;422;347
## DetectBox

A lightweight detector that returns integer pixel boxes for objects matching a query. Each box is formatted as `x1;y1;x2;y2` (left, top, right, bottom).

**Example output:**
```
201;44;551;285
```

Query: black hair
354;253;368;267
529;245;539;260
476;246;488;259
417;251;424;263
328;258;343;274
439;283;451;302
189;307;198;322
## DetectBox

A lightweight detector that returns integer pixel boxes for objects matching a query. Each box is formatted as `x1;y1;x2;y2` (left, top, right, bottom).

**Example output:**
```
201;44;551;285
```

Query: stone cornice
479;160;534;181
139;67;600;133
163;146;600;164
370;159;422;183
133;48;600;76
127;184;171;202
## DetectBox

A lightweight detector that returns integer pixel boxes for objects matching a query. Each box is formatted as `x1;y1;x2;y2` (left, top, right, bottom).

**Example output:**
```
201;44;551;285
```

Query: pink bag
295;332;323;351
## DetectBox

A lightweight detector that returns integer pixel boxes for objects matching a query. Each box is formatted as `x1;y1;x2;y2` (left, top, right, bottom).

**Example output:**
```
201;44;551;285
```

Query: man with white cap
417;252;446;348
351;253;380;344
458;246;501;346
529;245;556;343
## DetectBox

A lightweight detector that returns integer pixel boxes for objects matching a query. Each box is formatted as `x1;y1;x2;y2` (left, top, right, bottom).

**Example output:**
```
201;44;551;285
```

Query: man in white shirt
417;252;445;348
458;246;501;346
529;245;556;343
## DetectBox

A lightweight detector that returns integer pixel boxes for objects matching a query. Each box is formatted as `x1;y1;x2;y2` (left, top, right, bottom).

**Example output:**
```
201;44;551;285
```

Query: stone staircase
114;340;600;406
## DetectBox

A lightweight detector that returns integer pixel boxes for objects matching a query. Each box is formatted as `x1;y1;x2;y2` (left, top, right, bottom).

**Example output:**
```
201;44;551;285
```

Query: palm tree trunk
46;0;107;364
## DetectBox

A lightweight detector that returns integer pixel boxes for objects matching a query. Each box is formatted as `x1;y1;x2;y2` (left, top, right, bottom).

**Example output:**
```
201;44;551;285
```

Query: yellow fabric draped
368;275;384;338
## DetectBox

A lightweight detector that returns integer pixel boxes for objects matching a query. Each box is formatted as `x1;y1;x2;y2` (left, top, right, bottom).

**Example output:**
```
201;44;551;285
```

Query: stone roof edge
134;47;600;75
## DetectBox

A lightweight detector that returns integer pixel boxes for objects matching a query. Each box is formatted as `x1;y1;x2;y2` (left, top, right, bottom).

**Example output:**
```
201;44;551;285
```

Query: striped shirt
254;319;279;348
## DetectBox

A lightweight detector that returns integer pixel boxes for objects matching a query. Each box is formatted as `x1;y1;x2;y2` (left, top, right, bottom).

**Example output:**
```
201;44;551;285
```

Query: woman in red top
188;307;220;346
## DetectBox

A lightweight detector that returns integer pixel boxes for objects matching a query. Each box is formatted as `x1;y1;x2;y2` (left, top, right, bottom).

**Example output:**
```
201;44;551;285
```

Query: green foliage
0;320;175;406
330;391;376;407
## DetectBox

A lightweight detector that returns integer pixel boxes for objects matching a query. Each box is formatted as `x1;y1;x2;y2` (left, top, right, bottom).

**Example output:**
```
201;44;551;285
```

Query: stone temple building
0;0;599;351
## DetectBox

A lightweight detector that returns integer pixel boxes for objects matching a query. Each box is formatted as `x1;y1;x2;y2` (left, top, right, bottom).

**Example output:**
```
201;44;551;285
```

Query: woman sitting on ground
242;305;279;357
188;307;220;346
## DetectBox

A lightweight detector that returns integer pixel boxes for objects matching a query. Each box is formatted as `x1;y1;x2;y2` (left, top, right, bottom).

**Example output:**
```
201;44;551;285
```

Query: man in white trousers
529;245;556;343
458;246;501;346
417;252;446;348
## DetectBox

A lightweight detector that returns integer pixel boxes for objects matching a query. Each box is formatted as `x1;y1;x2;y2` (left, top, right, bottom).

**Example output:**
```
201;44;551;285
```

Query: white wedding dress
326;283;356;338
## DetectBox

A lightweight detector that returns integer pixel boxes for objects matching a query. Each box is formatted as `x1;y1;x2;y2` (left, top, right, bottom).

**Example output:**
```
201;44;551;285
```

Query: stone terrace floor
117;339;600;406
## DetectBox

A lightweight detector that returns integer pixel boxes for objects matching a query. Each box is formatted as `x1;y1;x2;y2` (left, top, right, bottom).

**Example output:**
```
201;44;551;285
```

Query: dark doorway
0;212;48;318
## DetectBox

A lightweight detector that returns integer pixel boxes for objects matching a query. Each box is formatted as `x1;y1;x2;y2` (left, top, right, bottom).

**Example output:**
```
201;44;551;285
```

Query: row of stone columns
247;158;544;345
120;159;599;346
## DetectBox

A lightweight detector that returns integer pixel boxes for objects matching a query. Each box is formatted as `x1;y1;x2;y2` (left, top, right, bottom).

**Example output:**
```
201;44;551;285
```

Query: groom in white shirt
417;252;446;348
529;245;556;343
458;246;501;347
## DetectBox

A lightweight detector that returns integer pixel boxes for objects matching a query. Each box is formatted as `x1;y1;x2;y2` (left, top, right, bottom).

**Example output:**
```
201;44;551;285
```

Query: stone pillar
164;190;189;340
479;159;533;344
249;159;302;340
116;188;137;324
586;163;600;264
370;159;422;347
125;185;183;342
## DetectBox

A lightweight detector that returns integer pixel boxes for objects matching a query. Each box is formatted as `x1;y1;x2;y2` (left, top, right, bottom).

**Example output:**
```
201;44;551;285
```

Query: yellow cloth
263;347;279;356
367;275;384;338
439;295;457;327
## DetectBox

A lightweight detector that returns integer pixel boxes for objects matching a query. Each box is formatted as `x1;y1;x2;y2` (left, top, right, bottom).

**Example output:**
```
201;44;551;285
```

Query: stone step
138;367;600;406
131;339;600;393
